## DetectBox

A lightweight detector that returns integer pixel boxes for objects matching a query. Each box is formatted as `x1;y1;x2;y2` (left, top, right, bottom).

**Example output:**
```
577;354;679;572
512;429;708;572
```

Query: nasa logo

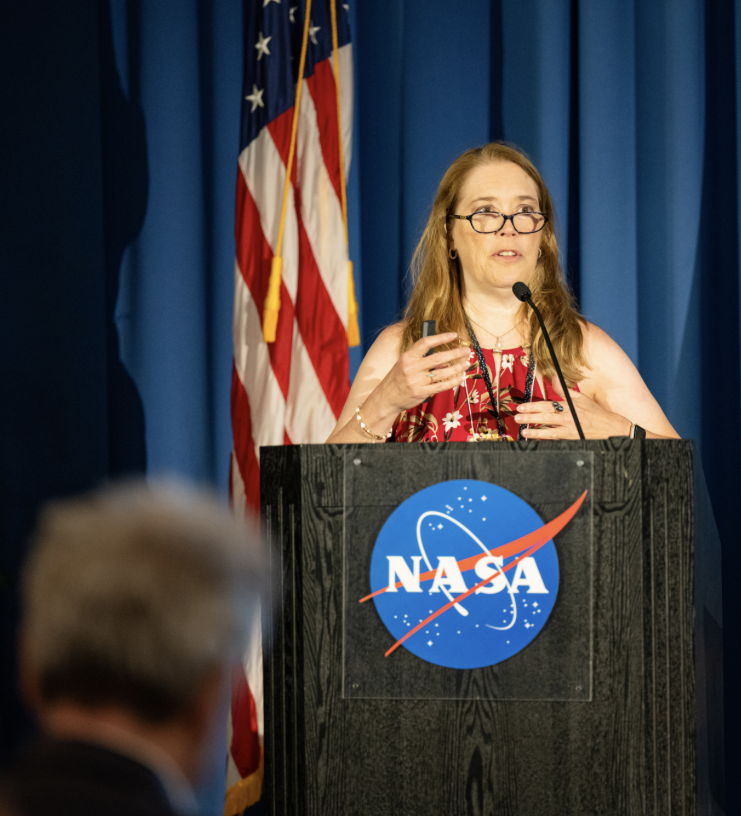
360;479;586;670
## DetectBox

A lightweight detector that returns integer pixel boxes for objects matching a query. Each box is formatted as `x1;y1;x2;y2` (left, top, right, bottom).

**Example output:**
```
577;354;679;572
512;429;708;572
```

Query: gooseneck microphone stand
512;281;586;440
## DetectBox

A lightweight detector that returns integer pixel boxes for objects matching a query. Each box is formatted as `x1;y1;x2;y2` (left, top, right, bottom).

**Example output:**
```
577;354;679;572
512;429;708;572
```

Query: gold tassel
347;260;360;346
262;0;312;341
223;747;264;816
262;256;283;343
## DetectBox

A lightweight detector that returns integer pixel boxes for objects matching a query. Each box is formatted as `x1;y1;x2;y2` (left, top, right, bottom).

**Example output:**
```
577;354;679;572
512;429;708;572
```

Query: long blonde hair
401;142;588;386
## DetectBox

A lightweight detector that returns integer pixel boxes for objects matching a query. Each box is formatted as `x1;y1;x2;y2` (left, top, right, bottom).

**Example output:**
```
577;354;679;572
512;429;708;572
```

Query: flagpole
330;0;360;346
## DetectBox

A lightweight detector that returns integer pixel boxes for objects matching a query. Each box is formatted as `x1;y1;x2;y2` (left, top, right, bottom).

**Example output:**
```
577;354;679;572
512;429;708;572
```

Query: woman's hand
326;326;473;444
374;332;471;415
513;377;632;440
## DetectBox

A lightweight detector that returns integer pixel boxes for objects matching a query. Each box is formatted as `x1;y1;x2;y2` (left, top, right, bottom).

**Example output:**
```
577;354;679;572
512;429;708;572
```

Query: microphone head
512;282;532;302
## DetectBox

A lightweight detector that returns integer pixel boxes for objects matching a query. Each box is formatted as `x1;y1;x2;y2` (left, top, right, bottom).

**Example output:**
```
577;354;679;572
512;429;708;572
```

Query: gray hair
21;480;262;722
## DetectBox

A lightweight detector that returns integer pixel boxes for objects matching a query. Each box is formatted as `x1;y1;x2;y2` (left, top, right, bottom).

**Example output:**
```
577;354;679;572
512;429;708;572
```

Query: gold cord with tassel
262;0;313;342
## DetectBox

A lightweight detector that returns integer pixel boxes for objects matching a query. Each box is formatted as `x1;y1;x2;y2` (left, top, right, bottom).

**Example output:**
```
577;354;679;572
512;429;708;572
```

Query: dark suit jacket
0;738;185;816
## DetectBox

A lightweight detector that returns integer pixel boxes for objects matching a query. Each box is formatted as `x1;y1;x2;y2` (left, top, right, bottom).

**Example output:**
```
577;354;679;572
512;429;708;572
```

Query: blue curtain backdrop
2;0;741;810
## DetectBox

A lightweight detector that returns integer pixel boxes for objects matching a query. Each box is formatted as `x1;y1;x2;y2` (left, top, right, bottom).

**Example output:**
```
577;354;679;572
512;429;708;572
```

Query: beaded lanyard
463;314;535;441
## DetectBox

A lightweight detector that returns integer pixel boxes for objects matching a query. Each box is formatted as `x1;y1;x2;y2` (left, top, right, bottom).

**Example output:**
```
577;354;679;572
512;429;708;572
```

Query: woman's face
449;160;544;297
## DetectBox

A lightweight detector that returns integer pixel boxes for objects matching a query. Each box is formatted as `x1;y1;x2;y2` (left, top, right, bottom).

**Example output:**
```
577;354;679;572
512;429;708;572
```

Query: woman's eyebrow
468;194;538;208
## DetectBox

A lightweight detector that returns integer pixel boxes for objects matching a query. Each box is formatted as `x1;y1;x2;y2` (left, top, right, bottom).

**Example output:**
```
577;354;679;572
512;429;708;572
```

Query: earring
538;248;542;258
449;248;458;260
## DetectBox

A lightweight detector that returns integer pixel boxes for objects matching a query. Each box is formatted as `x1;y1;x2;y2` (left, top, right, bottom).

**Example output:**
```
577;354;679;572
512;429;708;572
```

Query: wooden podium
260;440;724;815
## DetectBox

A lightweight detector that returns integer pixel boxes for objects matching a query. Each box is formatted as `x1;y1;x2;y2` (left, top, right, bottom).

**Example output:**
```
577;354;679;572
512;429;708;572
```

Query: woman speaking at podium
326;142;678;444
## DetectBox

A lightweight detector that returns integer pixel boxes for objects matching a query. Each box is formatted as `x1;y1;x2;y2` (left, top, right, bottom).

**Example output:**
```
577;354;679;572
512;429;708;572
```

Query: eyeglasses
449;211;548;235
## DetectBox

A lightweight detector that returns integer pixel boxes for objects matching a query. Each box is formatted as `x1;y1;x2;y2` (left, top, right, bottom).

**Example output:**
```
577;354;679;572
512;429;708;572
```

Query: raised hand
374;332;471;414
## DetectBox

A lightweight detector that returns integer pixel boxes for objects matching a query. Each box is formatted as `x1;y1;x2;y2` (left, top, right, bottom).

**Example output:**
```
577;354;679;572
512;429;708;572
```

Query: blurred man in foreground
0;481;262;816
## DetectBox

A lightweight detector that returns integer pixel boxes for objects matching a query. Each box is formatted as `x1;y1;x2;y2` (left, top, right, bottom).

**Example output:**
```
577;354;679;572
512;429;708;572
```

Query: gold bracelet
355;404;393;442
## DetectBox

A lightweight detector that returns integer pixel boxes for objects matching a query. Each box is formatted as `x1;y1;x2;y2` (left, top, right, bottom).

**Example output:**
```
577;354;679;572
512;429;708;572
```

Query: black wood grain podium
260;440;724;816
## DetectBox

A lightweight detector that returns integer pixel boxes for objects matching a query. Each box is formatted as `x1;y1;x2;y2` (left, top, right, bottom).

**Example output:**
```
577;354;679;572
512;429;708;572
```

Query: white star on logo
289;5;297;22
427;641;433;647
255;31;272;60
245;84;265;112
263;0;280;6
308;20;320;44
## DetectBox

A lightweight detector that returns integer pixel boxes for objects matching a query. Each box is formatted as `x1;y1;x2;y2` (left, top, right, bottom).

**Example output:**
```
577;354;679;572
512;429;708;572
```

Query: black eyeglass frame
448;211;549;235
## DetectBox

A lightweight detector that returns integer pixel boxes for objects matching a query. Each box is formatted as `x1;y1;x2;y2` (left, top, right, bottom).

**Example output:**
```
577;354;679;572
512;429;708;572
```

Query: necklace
464;313;518;354
462;311;535;441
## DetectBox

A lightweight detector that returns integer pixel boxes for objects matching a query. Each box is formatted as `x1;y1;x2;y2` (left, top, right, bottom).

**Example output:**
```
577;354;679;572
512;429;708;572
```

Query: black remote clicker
422;320;436;357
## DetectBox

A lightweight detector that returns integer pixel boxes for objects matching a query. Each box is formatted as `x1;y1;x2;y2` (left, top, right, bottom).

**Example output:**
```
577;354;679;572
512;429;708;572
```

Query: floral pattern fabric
393;345;569;443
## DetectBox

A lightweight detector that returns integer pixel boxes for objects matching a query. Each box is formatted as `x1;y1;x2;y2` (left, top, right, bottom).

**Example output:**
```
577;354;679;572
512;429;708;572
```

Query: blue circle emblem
370;479;559;669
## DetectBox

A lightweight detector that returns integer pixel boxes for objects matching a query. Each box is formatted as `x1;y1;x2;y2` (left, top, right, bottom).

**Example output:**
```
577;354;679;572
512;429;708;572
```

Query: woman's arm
578;323;679;438
514;322;680;440
326;325;470;444
326;325;404;444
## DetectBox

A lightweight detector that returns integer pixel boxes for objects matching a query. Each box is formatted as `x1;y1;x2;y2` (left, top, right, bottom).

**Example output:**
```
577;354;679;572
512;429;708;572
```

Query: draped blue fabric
108;0;243;488
354;0;494;335
2;0;741;810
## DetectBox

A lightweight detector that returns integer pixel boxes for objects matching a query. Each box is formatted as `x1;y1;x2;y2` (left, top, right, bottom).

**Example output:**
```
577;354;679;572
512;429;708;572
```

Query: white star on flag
263;0;280;6
255;32;272;60
308;21;320;44
289;6;297;22
245;84;265;112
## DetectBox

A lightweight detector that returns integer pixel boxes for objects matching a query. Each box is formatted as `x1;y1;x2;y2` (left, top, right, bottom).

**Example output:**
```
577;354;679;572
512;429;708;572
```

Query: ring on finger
552;401;564;413
426;371;435;380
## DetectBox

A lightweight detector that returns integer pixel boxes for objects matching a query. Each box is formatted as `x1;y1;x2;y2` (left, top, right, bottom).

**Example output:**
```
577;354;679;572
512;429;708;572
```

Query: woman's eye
476;208;499;215
518;206;535;213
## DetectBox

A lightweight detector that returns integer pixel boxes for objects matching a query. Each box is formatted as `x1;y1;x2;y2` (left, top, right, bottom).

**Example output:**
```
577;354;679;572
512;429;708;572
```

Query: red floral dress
393;345;569;442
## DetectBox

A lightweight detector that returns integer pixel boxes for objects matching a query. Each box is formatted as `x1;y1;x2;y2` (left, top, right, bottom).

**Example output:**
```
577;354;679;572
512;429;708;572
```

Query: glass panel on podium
343;448;594;701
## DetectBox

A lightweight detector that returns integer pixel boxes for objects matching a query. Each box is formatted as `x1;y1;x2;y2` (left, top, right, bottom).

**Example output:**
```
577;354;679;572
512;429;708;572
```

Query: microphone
513;282;585;440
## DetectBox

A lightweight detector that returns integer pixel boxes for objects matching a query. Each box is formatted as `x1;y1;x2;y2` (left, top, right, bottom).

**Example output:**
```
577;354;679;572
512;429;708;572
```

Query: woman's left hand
513;378;632;440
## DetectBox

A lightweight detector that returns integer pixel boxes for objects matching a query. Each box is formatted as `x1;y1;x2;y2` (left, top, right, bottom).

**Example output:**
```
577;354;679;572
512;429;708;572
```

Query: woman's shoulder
374;321;406;348
576;320;642;394
364;322;406;364
579;320;628;365
345;322;406;391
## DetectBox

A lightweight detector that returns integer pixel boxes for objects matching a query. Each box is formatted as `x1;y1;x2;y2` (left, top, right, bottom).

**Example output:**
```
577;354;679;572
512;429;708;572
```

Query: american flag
226;0;353;811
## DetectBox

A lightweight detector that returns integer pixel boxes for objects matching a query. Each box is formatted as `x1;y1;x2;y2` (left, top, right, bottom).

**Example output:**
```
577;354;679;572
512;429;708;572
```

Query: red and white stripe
227;43;354;807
